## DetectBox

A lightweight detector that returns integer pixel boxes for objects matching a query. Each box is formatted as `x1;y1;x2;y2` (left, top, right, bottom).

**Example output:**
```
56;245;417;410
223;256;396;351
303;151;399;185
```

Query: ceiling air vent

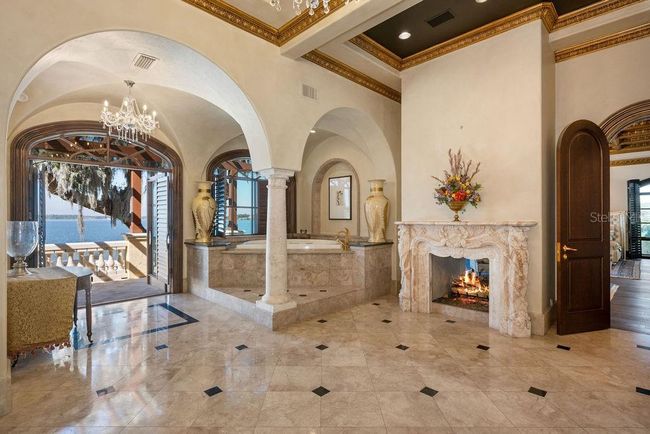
133;53;158;70
427;10;455;28
302;84;317;100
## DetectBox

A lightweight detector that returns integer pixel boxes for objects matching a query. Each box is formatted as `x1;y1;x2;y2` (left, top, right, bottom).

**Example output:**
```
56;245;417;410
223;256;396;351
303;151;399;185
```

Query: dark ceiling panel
364;0;602;58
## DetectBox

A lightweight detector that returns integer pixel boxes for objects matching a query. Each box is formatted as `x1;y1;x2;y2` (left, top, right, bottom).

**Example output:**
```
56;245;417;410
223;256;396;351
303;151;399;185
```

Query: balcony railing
44;240;128;282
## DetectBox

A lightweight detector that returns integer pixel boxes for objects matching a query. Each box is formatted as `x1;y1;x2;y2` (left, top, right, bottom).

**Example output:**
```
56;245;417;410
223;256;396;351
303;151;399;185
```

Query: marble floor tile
4;293;650;432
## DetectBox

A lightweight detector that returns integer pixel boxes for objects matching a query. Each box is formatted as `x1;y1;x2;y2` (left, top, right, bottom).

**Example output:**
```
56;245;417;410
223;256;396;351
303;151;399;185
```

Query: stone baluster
256;168;296;313
106;250;115;273
55;252;64;267
96;250;106;274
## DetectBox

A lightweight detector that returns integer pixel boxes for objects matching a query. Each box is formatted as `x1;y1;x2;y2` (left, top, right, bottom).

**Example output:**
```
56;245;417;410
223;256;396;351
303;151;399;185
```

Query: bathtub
235;238;342;251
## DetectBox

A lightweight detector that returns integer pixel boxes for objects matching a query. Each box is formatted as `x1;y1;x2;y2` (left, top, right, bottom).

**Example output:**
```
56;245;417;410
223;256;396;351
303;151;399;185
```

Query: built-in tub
235;239;341;251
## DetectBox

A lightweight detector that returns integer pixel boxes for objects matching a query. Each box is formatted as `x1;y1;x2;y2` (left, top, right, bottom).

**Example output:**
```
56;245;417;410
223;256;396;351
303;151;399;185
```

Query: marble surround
397;221;537;337
187;242;392;329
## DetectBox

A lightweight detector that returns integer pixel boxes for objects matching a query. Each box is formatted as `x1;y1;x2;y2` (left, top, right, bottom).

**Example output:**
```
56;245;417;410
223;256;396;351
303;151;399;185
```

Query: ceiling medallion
100;80;159;142
269;0;358;16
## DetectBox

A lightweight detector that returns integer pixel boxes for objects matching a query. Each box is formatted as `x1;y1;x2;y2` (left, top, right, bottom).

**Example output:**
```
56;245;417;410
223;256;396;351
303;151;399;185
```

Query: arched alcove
311;158;361;235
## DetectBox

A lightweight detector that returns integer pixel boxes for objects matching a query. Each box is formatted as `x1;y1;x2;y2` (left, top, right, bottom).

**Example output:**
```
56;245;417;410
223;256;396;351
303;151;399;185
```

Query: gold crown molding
277;0;348;44
183;0;280;44
554;0;643;30
303;50;401;103
401;3;557;70
611;156;650;166
555;22;650;62
610;145;650;154
348;34;403;70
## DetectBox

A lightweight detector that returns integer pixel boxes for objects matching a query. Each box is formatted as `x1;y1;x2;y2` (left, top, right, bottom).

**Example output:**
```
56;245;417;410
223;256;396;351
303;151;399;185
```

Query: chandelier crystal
100;80;158;142
269;0;358;16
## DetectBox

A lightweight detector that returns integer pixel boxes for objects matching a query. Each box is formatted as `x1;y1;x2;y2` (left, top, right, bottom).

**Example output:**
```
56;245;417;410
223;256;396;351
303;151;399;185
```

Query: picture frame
328;175;352;220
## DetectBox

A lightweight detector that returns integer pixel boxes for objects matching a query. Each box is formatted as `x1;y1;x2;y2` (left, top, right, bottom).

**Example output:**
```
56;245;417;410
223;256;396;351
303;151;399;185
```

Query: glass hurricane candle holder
7;221;38;276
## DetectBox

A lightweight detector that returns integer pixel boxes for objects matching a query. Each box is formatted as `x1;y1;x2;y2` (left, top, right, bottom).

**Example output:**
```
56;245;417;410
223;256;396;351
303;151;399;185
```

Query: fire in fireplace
431;257;489;312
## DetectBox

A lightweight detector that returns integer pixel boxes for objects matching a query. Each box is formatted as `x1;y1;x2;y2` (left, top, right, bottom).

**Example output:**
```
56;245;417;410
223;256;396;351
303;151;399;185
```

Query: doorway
10;121;184;303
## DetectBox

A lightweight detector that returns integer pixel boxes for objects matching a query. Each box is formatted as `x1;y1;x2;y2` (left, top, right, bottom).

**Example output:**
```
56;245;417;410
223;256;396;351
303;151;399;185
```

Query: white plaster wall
611;164;650;211
556;37;650;134
401;22;548;328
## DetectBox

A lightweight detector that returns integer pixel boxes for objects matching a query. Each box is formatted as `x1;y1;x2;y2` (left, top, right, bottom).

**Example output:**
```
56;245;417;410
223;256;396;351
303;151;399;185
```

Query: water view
45;218;140;244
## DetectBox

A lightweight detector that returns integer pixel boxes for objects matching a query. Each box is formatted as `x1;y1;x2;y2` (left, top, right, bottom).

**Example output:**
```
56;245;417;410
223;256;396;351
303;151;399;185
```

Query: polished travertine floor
3;293;650;433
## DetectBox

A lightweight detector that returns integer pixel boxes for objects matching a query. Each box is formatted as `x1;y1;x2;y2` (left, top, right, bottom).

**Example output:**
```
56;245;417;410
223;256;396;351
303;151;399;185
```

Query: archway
10;121;184;293
600;99;650;141
311;158;361;235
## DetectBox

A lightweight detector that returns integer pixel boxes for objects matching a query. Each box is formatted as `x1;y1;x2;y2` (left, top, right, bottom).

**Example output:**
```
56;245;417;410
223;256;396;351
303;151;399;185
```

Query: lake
45;219;141;244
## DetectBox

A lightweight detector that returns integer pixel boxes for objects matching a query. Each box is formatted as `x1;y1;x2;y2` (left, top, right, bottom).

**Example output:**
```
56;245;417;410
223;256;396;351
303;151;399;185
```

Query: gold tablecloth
7;267;77;357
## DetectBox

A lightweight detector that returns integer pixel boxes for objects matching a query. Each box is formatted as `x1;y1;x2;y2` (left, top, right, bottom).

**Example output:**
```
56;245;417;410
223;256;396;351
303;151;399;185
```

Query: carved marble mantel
397;221;537;337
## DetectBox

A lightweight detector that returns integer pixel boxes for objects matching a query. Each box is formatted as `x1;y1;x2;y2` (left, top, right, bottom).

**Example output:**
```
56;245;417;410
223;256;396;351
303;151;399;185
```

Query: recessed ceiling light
17;93;29;103
310;129;317;134
475;0;488;3
398;31;411;40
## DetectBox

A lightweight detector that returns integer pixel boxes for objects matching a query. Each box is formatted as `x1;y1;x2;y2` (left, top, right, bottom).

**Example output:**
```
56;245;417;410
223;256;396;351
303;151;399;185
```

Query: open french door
147;173;170;291
556;120;610;335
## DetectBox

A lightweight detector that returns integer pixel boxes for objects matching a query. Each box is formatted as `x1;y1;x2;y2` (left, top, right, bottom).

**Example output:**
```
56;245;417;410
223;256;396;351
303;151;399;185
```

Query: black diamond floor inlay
299;294;307;297
372;303;381;306
396;344;409;351
235;344;248;351
557;345;571;351
155;344;168;351
420;386;438;397
636;386;650;396
317;319;327;323
477;345;490;351
528;386;547;397
320;290;327;292
204;385;223;397
637;344;650;351
445;320;456;323
96;386;115;397
243;289;251;292
312;386;330;397
316;344;329;351
382;319;392;323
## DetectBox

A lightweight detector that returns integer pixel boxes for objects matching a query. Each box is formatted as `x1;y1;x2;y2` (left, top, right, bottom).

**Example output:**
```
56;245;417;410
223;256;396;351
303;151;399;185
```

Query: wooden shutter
212;169;227;238
257;179;268;235
148;174;169;290
628;179;642;258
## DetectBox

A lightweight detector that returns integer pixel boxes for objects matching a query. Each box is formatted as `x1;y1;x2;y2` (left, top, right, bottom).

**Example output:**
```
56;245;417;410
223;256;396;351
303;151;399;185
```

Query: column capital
258;168;294;180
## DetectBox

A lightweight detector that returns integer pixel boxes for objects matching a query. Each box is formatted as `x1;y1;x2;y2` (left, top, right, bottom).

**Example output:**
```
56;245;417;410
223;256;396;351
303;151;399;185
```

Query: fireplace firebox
430;256;489;313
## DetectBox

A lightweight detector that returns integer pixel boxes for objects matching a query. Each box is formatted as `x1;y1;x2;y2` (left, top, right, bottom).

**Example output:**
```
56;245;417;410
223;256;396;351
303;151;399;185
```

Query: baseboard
0;375;11;416
530;304;556;336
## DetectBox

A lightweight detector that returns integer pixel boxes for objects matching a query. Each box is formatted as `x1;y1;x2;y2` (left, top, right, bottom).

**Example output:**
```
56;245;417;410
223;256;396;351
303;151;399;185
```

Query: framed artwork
328;175;352;220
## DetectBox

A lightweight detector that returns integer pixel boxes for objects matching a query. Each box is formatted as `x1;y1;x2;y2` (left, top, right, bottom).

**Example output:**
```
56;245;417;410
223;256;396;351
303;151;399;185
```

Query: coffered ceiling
364;0;602;58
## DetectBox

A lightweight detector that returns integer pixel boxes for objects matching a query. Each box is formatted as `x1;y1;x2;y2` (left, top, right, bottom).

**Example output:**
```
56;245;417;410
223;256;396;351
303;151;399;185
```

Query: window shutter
628;179;642;258
257;179;268;235
212;169;227;238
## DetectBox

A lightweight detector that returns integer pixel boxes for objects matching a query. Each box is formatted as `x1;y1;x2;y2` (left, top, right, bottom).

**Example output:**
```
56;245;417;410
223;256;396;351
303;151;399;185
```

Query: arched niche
311;158;361;236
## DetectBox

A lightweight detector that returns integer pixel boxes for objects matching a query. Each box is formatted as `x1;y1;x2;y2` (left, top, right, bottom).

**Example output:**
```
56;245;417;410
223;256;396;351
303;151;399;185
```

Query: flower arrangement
432;149;482;220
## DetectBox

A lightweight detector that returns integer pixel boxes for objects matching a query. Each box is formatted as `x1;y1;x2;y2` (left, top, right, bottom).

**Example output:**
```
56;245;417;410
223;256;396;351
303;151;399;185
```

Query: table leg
86;288;93;342
73;291;78;327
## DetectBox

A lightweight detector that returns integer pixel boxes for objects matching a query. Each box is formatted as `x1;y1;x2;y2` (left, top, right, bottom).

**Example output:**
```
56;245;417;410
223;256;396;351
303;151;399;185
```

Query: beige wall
611;163;650;211
401;22;551;331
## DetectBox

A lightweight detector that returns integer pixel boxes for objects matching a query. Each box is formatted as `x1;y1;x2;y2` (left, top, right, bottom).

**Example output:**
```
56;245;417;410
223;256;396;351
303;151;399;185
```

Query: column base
256;298;297;313
0;376;11;416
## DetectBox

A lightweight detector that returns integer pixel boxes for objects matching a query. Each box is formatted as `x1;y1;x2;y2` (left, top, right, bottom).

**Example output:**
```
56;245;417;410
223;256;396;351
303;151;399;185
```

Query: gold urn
447;200;467;222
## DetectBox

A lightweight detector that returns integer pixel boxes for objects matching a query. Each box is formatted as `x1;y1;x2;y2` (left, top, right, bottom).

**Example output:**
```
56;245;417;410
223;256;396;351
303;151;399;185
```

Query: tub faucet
336;228;351;251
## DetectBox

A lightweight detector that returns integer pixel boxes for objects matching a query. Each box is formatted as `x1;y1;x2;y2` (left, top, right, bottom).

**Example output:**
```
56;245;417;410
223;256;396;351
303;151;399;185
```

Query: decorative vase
7;221;39;276
192;181;216;242
447;200;467;222
364;179;389;243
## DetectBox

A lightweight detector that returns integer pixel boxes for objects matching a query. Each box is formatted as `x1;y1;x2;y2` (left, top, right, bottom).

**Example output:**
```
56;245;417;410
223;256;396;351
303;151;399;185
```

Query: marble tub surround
2;293;650;431
187;242;392;329
397;221;537;337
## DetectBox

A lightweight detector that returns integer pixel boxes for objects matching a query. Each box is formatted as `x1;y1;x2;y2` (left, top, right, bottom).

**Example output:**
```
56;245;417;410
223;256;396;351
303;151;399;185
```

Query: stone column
256;168;296;312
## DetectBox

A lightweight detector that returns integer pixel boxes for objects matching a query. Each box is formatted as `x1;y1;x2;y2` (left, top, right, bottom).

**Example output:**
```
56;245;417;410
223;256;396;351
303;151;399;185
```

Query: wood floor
612;259;650;334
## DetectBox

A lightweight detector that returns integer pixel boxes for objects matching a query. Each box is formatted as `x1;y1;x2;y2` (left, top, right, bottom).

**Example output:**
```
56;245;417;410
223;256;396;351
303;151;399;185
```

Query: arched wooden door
556;120;610;335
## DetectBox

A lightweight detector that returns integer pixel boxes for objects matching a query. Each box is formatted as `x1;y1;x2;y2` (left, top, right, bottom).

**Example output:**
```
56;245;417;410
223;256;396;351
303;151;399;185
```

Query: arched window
207;150;296;237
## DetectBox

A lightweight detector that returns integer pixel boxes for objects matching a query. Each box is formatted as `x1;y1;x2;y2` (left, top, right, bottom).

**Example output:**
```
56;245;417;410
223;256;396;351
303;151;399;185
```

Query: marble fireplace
397;221;537;337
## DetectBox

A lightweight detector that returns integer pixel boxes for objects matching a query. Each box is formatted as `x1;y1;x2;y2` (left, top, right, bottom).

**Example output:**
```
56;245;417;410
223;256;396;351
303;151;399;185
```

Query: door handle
562;245;578;252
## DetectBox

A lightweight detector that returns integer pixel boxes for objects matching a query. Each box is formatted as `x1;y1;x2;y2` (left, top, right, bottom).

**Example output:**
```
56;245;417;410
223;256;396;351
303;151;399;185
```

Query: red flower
452;191;467;202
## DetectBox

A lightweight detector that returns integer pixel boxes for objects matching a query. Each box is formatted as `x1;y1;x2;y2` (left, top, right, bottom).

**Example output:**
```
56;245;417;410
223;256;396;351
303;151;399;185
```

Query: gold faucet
336;228;351;251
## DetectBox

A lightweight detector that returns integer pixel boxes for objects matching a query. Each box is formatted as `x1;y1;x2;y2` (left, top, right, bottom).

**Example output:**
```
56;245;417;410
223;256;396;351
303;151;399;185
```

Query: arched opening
311;158;361;235
206;149;297;236
10;120;184;295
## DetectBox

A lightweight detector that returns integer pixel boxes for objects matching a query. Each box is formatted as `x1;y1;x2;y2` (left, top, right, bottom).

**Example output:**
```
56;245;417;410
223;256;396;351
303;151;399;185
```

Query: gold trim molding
554;0;643;30
555;23;650;62
302;50;401;103
348;34;403;70
611;157;650;166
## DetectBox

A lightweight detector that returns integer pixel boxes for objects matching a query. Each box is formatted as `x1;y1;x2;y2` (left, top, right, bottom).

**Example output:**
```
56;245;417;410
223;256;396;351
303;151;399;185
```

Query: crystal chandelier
269;0;358;16
100;80;158;142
